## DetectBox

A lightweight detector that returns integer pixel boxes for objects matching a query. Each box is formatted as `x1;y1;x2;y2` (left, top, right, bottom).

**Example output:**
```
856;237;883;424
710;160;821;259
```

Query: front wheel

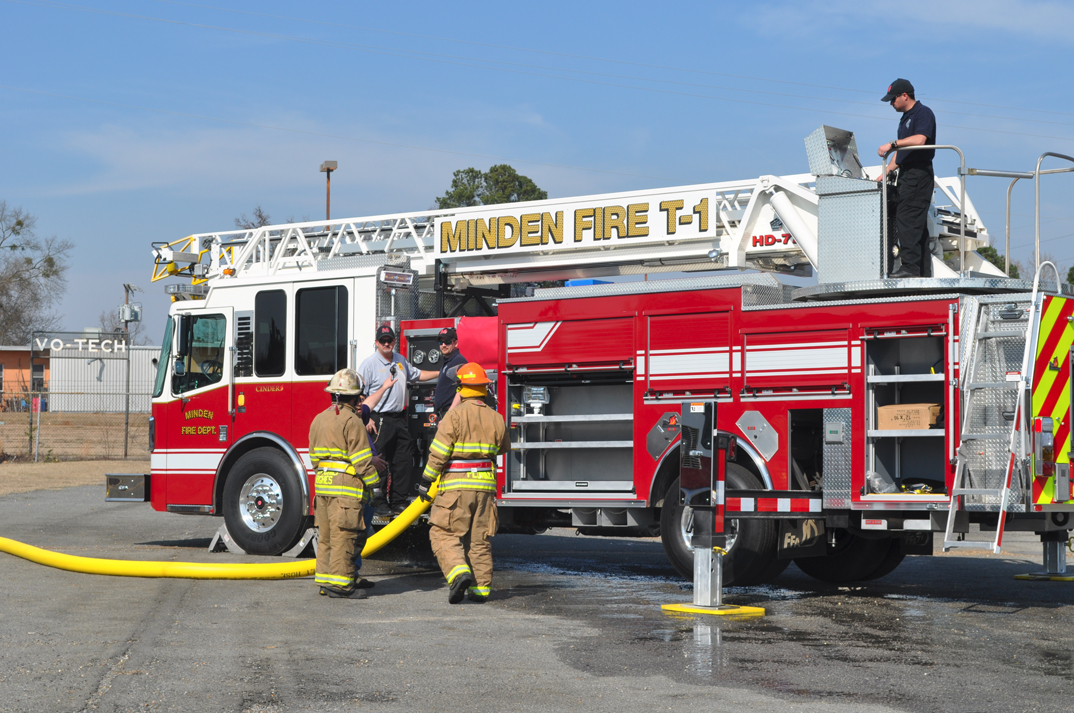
222;447;308;555
659;464;780;586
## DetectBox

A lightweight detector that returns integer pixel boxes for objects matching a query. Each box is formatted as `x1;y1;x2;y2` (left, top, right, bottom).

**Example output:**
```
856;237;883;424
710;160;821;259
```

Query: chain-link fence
0;332;158;462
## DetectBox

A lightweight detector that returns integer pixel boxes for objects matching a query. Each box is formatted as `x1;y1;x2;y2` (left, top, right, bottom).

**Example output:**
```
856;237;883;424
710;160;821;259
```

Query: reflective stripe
468;586;490;596
447;564;472;584
311;447;351;460
315;572;354;586
317;460;356;475
451;442;500;455
430;439;452;456
315;484;363;498
348;448;372;466
446;459;492;470
439;478;496;492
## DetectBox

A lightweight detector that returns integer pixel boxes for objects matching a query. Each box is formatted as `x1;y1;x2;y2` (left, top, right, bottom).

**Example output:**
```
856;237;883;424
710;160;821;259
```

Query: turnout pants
428;489;498;595
314;495;368;591
894;166;934;277
371;412;416;502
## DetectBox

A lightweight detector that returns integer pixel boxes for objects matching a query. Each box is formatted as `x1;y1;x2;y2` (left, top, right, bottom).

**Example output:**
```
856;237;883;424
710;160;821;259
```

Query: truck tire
222;447;308;556
793;530;893;583
659;464;780;586
859;540;906;581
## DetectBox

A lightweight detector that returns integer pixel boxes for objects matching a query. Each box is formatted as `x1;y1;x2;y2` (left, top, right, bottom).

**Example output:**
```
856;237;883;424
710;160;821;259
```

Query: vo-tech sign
34;337;129;353
434;186;715;257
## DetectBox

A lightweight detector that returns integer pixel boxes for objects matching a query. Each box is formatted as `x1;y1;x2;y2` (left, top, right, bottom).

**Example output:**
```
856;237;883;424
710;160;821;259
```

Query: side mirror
173;358;186;377
176;315;192;357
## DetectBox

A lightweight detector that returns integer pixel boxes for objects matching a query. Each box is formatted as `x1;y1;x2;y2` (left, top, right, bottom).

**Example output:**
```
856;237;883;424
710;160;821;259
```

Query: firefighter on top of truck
418;362;511;604
358;325;439;514
877;77;937;279
309;369;380;599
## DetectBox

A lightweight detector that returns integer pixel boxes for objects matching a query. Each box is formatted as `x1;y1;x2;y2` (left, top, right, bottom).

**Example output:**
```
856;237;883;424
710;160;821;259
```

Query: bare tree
0;201;73;345
235;205;272;230
98;308;148;346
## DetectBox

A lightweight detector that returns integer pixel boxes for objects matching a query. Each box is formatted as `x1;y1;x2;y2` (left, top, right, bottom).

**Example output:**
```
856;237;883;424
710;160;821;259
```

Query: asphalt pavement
0;485;1071;713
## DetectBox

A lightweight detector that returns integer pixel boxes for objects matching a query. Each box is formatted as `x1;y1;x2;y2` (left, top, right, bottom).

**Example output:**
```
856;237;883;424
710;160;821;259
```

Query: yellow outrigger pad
1014;573;1074;582
661;603;765;617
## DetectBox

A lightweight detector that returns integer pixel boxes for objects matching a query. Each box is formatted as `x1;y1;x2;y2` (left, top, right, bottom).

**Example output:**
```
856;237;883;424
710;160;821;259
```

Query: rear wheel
659;464;780;586
793;530;893;583
222;447;308;555
859;539;907;581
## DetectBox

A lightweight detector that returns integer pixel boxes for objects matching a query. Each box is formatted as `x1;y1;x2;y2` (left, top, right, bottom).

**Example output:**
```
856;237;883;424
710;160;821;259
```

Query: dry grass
0;412;149;460
0;459;150;497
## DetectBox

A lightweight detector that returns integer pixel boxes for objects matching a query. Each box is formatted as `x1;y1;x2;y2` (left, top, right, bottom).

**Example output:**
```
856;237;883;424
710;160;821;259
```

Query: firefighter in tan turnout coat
418;362;510;604
309;369;380;599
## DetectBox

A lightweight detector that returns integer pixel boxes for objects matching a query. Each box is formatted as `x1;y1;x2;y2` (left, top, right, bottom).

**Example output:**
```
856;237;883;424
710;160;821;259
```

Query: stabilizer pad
1014;573;1074;582
661;603;765;617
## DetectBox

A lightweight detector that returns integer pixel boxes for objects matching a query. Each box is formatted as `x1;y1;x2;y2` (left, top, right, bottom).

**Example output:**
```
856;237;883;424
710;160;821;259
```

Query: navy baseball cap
376;325;396;342
438;327;457;343
882;78;914;102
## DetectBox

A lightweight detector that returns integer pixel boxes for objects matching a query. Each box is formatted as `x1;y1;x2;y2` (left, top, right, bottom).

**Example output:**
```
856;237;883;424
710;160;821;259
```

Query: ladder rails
943;263;1060;552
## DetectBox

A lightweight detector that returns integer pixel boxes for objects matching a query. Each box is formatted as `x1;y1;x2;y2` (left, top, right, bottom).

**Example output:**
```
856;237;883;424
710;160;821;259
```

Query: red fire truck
130;126;1074;583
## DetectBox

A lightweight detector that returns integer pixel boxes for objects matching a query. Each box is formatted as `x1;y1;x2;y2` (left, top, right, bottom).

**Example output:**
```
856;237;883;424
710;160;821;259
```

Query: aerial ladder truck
128;126;1074;584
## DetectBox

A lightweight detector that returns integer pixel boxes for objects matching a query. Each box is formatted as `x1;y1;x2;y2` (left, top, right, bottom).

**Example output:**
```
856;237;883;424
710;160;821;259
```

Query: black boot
323;586;368;599
448;573;476;604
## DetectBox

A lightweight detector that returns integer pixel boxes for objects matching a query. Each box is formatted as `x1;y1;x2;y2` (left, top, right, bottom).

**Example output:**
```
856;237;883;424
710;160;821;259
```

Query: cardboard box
876;403;941;430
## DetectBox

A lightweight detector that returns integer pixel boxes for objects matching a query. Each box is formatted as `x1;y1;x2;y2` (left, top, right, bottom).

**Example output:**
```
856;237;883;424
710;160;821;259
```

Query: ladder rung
942;540;999;551
975;330;1026;339
959;432;1008;440
952;488;1005;496
966;382;1018;390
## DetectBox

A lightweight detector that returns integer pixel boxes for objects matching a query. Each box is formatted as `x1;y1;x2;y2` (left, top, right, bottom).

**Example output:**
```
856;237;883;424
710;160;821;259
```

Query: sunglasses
378;338;394;345
438;339;453;345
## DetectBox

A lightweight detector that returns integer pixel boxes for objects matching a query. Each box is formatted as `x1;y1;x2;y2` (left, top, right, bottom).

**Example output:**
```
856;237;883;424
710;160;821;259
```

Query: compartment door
743;328;851;392
645;312;731;395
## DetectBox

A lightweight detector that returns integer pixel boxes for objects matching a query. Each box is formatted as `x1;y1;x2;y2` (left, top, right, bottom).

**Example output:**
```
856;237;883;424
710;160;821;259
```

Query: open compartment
864;331;948;495
505;373;633;493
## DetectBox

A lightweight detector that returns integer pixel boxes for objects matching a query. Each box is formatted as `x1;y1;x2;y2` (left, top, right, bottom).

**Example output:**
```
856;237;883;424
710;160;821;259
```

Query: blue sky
3;0;1074;343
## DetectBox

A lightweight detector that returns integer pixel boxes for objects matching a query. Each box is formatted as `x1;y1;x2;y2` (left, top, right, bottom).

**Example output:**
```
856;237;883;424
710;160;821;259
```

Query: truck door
645;312;732;396
167;307;234;506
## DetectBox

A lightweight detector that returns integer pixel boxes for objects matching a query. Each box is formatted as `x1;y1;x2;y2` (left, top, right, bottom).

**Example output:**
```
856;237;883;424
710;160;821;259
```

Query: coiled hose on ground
0;481;438;580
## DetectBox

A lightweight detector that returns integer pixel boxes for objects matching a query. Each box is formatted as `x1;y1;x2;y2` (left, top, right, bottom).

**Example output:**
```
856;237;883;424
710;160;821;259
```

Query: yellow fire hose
0;480;438;580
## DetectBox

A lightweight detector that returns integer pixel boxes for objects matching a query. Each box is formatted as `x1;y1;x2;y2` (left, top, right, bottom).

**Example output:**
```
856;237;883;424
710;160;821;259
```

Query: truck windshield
152;316;174;398
174;314;227;395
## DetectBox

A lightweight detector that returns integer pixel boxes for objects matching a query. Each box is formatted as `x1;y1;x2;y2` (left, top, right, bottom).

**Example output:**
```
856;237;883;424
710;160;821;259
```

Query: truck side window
255;290;287;377
174;314;227;395
295;285;348;376
152;316;174;398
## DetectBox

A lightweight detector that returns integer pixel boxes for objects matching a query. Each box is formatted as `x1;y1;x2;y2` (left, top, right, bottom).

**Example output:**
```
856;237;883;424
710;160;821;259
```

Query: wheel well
212;434;309;516
647;432;772;507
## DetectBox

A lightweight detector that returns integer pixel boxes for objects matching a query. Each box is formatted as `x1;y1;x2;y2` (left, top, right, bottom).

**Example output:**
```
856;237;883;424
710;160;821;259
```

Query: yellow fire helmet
325;368;366;396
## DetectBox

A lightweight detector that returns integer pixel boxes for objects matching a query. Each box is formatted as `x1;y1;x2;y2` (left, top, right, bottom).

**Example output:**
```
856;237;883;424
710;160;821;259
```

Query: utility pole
121;284;142;459
320;161;337;230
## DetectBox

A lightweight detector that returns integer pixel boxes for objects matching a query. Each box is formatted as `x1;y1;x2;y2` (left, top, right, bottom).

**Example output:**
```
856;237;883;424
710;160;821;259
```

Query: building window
0;363;4;393
32;364;44;392
295;285;348;376
255;290;287;377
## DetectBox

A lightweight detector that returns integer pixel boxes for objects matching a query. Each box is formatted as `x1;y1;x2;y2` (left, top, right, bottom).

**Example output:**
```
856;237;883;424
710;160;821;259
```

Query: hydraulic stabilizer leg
662;401;763;617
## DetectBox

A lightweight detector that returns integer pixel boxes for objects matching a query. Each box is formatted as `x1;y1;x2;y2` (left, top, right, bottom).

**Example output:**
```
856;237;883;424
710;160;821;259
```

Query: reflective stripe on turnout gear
315;572;354;587
468;586;490;596
446;564;473;584
424;458;495;491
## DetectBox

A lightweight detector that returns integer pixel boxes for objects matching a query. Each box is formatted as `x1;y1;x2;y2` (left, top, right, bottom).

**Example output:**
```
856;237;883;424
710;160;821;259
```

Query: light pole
320;161;337;230
120;283;141;459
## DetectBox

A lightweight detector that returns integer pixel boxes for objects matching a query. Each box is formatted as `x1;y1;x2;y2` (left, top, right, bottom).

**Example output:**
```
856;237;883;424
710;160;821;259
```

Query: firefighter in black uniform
877;78;937;278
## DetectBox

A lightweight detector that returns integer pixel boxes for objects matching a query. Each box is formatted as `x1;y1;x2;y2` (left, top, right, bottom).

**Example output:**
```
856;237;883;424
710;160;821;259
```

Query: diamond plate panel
822;407;853;509
805;126;866;179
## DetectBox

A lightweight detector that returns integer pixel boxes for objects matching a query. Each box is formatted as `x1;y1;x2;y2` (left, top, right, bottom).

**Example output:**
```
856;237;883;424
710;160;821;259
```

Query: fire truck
135;126;1074;584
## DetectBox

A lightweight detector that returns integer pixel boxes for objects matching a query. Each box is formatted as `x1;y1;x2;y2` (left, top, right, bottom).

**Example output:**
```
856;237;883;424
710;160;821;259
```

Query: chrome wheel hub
679;505;739;553
238;474;283;532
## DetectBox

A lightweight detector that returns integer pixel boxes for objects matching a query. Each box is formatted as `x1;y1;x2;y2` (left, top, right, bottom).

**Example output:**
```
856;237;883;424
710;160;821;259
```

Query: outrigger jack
662;401;764;617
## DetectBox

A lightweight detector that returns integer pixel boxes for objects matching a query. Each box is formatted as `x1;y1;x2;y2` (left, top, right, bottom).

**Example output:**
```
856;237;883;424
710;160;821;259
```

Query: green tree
977;246;1019;279
1067;265;1074;285
435;165;547;209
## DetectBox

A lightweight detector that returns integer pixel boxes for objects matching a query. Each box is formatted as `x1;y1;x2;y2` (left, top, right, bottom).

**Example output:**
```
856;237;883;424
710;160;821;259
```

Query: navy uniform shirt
433;349;468;414
896;101;936;170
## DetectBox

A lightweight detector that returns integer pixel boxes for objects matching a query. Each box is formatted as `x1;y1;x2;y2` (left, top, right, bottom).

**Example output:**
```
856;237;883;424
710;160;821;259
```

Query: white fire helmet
324;368;365;396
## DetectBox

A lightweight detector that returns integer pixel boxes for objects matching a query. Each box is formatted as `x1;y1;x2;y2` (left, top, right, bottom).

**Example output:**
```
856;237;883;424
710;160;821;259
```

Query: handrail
882;144;965;276
1035;152;1074;273
1005;178;1020;277
1031;260;1060;299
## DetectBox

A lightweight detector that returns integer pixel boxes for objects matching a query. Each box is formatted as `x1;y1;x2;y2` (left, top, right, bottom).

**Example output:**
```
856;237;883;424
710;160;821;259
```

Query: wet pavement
0;485;1071;712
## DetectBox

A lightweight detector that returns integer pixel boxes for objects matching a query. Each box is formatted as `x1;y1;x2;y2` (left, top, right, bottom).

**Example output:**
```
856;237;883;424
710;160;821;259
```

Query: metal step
952;488;1006;497
966;382;1019;390
959;432;1009;441
942;539;1000;551
975;330;1027;339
